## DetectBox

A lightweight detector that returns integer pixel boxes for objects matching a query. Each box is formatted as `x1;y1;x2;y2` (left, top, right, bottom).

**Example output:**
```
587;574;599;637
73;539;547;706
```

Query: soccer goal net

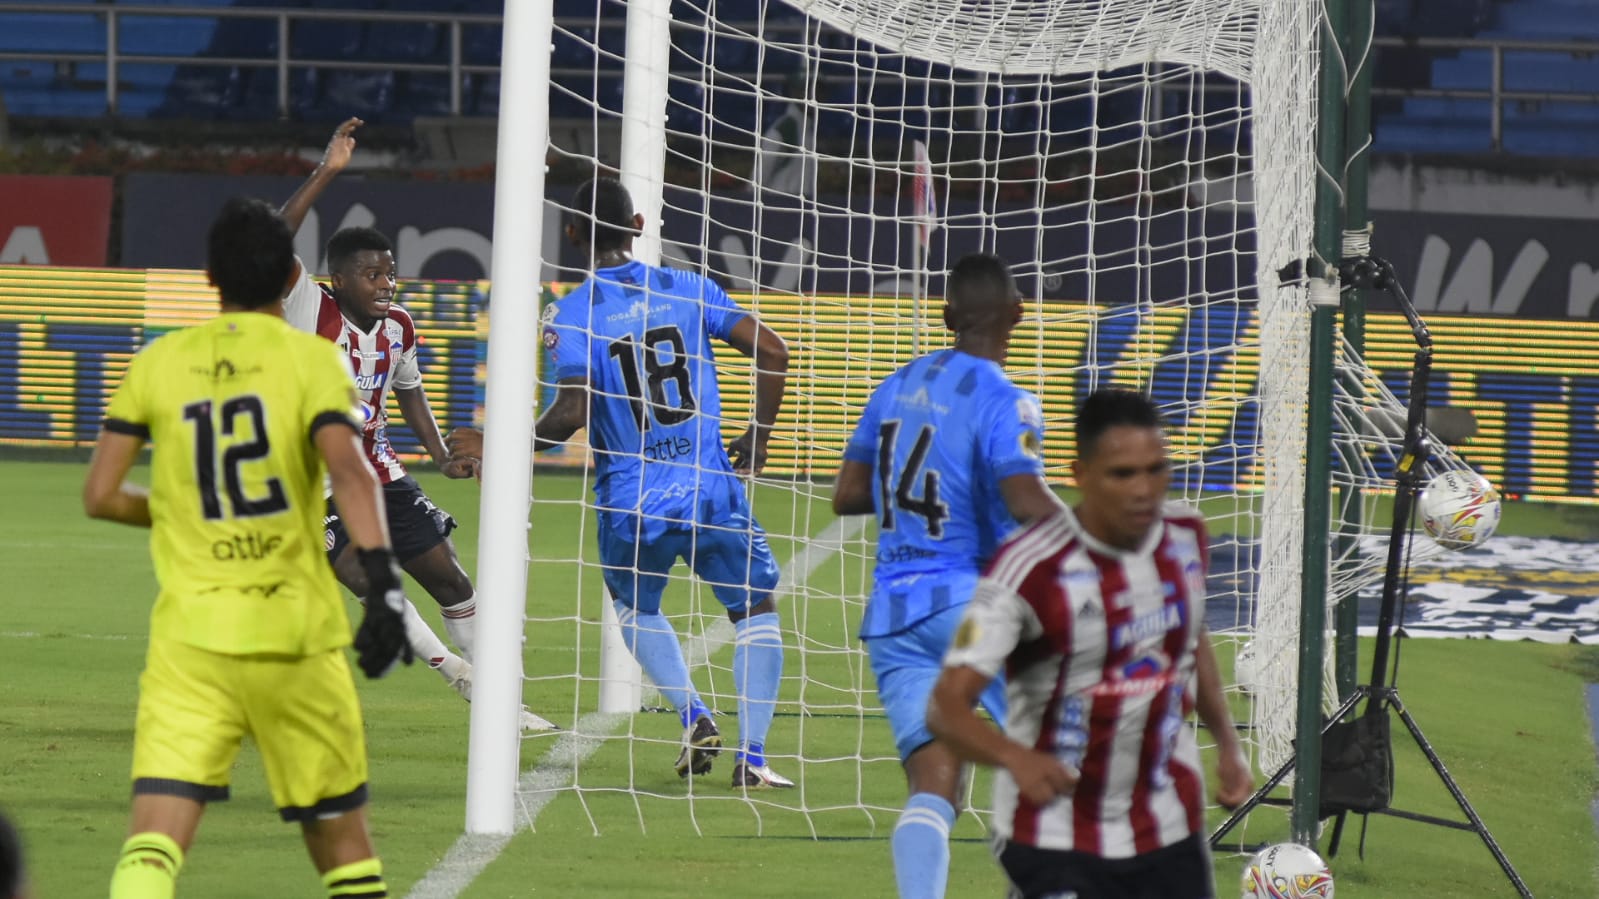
479;0;1481;841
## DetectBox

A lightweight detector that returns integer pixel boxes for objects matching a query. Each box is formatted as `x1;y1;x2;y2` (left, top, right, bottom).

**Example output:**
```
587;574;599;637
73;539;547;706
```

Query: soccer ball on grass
1417;469;1501;551
1241;842;1334;898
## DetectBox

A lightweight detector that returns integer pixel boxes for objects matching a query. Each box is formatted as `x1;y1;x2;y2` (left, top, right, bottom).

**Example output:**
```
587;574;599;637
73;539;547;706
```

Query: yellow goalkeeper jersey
104;312;361;656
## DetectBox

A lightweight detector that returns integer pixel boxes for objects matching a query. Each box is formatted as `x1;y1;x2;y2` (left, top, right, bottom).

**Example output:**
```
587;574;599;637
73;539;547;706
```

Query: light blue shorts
866;603;1007;762
597;502;780;616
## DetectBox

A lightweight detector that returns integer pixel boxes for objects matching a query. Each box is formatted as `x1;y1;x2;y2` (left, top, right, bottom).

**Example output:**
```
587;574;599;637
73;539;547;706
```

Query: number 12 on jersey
876;420;949;538
182;395;288;521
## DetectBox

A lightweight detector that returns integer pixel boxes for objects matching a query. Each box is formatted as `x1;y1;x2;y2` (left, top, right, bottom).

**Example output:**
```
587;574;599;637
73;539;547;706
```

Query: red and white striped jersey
943;504;1210;858
283;261;421;484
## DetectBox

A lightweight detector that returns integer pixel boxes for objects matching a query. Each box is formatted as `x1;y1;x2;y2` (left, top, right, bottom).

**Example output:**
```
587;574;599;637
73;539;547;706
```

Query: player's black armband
103;417;150;439
308;410;360;442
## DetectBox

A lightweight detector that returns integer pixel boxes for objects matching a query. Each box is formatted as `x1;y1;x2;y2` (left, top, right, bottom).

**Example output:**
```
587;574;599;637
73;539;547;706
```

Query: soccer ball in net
1241;843;1335;898
1418;469;1502;551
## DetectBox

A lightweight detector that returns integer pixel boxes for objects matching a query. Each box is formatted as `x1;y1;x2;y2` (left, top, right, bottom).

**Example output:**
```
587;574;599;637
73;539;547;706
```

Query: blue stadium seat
153;65;234;120
1485;1;1599;40
293;21;365;61
0;84;106;117
0;60;56;88
552;25;598;68
393;71;453;117
300;68;394;122
461;21;501;66
666;77;705;134
119;15;219;57
369;0;447;62
1503;119;1599;156
470;71;499;115
0;12;106;53
1372;115;1493;153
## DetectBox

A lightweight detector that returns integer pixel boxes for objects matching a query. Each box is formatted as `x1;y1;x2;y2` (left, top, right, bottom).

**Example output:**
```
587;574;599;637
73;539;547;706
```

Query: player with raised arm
275;119;555;731
448;176;793;788
85;197;412;899
830;253;1062;899
928;389;1253;899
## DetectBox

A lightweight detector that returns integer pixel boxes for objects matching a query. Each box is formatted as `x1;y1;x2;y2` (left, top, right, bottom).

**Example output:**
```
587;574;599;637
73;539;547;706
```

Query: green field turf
1;458;1595;898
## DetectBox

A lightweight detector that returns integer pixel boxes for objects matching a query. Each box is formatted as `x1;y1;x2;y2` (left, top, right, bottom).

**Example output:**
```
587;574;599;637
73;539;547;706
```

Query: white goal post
466;0;1483;841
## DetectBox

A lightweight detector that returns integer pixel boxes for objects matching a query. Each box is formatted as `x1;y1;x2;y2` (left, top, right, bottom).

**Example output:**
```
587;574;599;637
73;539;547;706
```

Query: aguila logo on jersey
1110;603;1185;650
354;372;387;391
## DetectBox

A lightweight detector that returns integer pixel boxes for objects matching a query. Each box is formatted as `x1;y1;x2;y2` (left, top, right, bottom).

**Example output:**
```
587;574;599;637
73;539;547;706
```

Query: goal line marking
404;514;867;899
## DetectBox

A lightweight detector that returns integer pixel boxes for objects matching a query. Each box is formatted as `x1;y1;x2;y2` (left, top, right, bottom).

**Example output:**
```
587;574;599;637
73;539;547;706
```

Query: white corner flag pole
464;0;555;835
910;139;936;355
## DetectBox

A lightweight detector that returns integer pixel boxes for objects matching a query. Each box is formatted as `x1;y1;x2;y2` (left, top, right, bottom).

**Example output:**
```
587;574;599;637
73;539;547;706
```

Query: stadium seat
1371;114;1494;153
461;21;501;66
1485;1;1599;40
292;0;377;61
0;83;106;117
300;68;394;122
1502;119;1599;156
369;0;447;63
118;15;219;57
0;12;106;54
666;78;706;134
471;71;499;116
394;71;453;117
153;65;234;120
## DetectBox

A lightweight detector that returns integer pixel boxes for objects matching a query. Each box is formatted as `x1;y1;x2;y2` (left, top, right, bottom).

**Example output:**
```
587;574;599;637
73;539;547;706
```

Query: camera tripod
1208;256;1531;898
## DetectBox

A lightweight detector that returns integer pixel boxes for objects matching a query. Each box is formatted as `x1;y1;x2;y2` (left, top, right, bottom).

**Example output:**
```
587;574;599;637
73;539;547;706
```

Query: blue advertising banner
119;173;1599;321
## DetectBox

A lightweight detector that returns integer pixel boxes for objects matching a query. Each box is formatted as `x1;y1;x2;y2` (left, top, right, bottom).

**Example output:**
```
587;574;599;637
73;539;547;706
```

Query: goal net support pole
595;0;674;715
465;0;556;836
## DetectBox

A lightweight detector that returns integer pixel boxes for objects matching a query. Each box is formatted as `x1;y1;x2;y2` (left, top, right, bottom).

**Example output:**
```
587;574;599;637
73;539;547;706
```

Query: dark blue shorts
323;476;456;565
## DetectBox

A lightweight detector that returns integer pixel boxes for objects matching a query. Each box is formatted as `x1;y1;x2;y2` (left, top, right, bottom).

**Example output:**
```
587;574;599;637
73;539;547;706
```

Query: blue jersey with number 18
844;349;1046;638
543;260;748;524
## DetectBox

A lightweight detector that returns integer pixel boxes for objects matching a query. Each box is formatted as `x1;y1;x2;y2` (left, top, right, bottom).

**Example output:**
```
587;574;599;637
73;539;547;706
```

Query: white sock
401;598;455;669
441;594;477;662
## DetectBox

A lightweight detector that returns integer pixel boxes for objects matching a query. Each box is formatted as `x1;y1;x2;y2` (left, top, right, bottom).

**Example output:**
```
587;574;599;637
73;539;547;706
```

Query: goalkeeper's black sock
109;831;183;899
323;857;387;898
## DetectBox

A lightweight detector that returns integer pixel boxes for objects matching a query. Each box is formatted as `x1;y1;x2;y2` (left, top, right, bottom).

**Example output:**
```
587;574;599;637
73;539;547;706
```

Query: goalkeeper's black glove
353;547;414;679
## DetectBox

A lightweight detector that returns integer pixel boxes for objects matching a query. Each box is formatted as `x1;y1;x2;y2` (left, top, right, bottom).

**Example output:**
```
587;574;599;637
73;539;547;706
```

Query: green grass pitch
1;458;1595;897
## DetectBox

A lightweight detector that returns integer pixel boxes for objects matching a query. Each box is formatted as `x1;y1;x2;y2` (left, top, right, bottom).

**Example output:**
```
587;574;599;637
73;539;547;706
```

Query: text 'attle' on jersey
844;348;1046;638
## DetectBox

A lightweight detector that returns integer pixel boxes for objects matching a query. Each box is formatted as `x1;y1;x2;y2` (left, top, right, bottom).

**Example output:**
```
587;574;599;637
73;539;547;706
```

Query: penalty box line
405;515;867;899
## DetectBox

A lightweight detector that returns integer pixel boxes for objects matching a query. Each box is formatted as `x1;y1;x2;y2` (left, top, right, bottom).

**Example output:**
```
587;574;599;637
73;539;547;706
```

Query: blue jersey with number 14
844;349;1046;638
543;260;747;524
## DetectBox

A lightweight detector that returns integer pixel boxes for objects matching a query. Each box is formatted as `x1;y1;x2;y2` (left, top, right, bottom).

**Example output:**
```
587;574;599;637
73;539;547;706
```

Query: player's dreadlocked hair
207;197;296;310
1075;389;1165;460
569;177;640;254
326;227;393;275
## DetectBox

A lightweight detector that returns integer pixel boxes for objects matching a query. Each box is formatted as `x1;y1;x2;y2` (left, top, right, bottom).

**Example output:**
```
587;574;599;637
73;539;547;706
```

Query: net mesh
510;0;1480;839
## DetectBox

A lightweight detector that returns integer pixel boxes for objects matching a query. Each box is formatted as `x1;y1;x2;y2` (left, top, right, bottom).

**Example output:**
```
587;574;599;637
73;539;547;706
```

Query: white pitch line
405;514;867;899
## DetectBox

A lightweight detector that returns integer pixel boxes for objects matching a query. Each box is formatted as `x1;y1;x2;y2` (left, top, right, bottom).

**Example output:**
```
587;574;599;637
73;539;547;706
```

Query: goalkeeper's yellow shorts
131;637;370;822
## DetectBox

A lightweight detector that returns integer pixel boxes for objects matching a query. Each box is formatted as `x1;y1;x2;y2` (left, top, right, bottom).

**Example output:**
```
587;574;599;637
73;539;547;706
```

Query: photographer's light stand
1208;257;1531;898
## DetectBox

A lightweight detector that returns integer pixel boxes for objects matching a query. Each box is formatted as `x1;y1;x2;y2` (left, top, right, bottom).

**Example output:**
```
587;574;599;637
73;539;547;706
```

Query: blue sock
892;793;955;899
614;601;700;720
732;611;783;763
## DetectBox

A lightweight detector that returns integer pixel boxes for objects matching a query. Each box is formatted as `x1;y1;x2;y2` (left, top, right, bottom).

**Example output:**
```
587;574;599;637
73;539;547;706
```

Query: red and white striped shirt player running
931;388;1251;899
